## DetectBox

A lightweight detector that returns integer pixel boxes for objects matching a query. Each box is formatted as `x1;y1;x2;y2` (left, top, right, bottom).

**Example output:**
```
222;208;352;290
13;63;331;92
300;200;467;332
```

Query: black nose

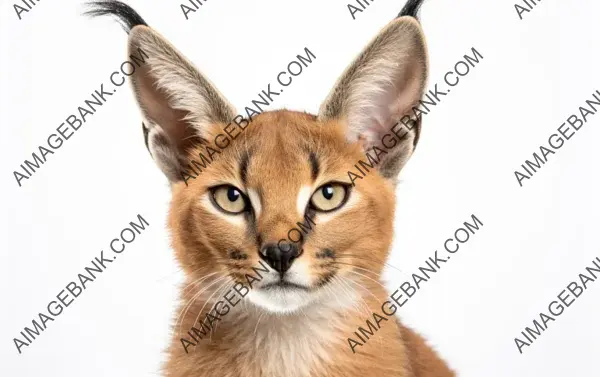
260;242;301;274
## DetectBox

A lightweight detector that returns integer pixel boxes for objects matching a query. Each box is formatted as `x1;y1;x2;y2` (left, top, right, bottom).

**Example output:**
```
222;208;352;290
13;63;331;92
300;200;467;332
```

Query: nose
260;242;301;275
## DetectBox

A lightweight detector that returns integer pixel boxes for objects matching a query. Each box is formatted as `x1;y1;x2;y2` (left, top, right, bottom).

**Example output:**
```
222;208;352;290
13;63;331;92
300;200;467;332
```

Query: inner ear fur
127;26;237;182
318;16;429;180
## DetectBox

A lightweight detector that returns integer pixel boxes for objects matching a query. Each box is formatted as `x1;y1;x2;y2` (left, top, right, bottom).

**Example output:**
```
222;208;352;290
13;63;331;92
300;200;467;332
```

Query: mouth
248;277;316;313
260;280;311;291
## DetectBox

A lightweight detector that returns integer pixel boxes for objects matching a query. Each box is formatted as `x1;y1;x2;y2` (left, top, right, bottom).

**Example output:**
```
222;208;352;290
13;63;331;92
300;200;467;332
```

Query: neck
168;274;397;377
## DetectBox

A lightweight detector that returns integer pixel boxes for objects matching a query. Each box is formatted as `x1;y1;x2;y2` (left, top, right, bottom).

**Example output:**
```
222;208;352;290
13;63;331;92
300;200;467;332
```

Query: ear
318;16;428;180
128;26;237;182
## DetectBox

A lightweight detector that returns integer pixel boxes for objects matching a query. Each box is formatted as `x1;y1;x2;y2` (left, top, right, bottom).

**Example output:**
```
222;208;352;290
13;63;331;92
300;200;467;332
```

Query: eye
211;185;248;214
310;183;349;212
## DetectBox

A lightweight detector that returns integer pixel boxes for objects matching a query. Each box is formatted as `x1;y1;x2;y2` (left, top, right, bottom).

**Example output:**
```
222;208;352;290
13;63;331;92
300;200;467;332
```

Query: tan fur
112;9;454;376
162;111;455;377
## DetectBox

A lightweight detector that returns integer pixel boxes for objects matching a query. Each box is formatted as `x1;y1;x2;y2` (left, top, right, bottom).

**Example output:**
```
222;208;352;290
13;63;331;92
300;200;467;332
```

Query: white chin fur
247;288;314;313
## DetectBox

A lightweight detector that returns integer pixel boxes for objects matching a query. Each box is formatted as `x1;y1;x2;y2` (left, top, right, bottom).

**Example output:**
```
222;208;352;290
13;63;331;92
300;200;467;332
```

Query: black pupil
322;185;334;200
227;187;240;202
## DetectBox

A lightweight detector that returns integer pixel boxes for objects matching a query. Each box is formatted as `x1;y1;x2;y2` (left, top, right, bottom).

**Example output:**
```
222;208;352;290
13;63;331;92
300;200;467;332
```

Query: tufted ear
85;1;236;183
318;15;428;180
127;25;236;182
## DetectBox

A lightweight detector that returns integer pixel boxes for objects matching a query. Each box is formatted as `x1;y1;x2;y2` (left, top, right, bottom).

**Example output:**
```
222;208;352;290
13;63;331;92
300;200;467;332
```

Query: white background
1;0;599;376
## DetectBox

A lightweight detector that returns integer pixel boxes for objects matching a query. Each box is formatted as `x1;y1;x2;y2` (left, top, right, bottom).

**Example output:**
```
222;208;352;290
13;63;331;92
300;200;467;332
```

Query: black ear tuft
398;0;425;20
84;0;148;33
142;122;150;153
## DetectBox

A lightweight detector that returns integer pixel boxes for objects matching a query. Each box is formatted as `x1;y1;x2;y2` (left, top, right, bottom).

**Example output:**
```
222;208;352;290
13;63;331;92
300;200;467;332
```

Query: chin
247;286;316;314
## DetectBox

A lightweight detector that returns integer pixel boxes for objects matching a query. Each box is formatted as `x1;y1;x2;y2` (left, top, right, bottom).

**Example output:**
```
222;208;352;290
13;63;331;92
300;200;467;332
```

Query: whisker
254;311;266;336
191;277;233;342
325;281;349;322
336;253;406;276
174;273;221;330
181;271;220;293
334;264;390;292
334;276;371;318
332;276;359;316
177;275;229;337
209;280;235;341
344;276;386;349
333;262;382;278
322;278;348;320
341;275;380;302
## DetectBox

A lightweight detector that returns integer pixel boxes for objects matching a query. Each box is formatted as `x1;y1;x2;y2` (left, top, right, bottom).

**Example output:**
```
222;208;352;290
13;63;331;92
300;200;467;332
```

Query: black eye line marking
309;151;320;181
240;151;250;187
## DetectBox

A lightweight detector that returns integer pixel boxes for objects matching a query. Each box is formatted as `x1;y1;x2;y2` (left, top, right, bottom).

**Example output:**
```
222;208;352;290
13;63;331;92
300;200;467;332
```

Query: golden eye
211;185;247;214
310;183;348;212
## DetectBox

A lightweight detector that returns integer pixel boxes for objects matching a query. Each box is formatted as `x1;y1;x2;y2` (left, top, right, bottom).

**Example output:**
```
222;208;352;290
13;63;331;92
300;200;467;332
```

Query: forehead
241;110;339;157
200;111;360;187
